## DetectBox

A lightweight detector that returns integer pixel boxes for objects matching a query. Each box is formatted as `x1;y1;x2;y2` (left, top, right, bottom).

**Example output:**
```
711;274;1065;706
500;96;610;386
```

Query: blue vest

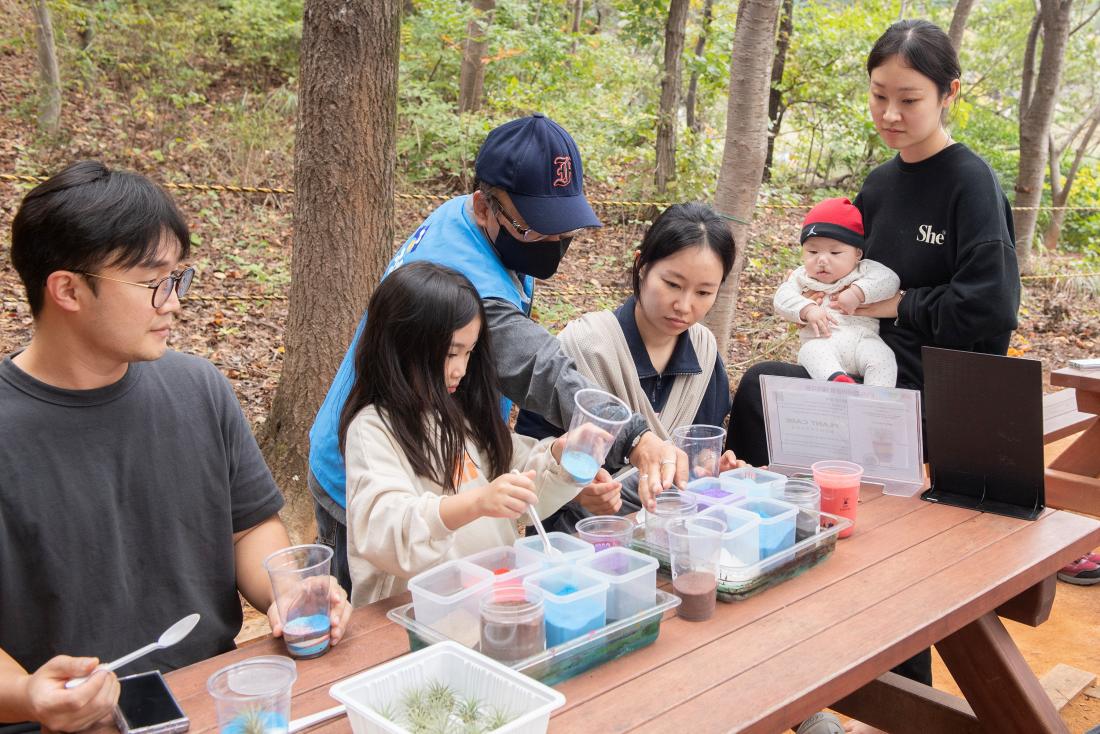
308;195;534;508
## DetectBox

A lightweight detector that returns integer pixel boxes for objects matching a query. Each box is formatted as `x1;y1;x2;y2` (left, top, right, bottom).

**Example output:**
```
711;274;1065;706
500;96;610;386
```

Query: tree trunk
655;0;690;193
684;0;714;134
1012;0;1073;274
260;0;399;542
762;0;792;182
947;0;976;52
705;0;782;356
458;0;495;113
32;0;61;135
1042;102;1100;250
570;0;583;53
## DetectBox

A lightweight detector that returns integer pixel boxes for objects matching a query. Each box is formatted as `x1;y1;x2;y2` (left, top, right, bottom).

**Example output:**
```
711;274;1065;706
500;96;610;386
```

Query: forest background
0;0;1098;535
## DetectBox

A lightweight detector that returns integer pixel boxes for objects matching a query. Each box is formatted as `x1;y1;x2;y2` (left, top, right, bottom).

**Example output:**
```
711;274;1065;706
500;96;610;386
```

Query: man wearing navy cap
308;115;687;595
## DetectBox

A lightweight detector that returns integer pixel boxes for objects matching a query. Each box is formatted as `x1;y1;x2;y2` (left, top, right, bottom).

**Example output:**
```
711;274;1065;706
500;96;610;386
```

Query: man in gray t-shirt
0;162;351;732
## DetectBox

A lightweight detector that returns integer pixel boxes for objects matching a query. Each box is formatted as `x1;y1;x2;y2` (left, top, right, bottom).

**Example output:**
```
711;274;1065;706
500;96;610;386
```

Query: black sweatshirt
853;143;1021;391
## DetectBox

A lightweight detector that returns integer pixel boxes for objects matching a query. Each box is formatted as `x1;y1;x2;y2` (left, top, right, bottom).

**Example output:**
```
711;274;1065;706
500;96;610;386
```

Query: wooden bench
1043;388;1096;444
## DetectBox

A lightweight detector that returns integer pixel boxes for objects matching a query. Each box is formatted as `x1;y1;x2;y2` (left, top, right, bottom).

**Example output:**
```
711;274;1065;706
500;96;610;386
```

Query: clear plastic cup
667;516;726;622
644;490;698;549
671;424;726;481
774;477;821;541
811;460;862;539
479;585;546;663
576;515;635;551
560;389;632;484
207;655;297;734
263;545;333;659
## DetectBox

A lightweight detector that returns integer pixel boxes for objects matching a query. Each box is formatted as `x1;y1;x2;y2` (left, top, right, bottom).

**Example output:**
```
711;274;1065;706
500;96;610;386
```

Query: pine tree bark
684;0;714;135
947;0;976;52
1012;0;1073;274
32;0;61;135
655;0;690;193
458;0;495;113
1042;102;1100;250
705;0;782;356
260;0;399;541
762;0;792;182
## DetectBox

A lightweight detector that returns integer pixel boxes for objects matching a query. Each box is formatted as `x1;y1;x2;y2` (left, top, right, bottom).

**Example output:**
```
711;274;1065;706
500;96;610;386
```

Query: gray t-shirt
0;351;283;676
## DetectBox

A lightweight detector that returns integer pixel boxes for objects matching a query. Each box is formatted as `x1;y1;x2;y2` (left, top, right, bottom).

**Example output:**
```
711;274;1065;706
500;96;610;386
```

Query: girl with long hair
339;262;579;606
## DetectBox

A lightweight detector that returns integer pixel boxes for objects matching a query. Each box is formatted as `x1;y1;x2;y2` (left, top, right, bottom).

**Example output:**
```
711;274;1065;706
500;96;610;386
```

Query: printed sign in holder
760;376;925;497
919;347;1044;521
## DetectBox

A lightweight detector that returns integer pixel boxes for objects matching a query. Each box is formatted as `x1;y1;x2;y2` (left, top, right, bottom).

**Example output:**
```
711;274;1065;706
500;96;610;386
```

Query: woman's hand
576;468;622;515
628;433;688;512
476;470;539;519
800;304;839;338
853;291;902;319
718;450;747;473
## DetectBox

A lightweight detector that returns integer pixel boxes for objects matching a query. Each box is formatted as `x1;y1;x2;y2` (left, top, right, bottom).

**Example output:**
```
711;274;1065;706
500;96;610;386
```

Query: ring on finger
659;458;676;466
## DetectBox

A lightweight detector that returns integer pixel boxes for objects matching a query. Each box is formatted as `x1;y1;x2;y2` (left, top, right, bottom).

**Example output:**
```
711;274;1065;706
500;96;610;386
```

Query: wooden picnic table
1045;366;1100;518
164;487;1099;734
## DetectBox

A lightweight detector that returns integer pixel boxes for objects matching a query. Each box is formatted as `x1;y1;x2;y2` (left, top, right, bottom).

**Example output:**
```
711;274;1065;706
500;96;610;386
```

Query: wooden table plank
550;503;1002;731
630;509;1100;733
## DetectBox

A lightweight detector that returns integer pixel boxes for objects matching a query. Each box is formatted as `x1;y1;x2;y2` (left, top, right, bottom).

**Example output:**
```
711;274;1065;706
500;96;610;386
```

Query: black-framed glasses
489;196;583;243
79;267;195;308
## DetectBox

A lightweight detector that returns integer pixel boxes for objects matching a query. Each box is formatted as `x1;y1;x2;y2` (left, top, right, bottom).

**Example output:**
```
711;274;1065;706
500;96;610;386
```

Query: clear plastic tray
631;507;851;601
387;589;681;686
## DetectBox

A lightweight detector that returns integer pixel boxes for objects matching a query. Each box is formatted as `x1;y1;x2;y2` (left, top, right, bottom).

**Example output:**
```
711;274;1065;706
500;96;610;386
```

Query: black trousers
728;361;933;688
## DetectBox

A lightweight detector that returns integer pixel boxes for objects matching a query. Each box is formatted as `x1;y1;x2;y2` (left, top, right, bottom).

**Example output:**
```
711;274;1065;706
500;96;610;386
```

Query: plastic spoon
288;704;346;733
65;613;201;689
527;504;562;558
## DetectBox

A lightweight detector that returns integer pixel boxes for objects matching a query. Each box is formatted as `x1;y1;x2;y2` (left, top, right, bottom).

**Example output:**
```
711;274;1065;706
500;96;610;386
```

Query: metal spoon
66;613;201;688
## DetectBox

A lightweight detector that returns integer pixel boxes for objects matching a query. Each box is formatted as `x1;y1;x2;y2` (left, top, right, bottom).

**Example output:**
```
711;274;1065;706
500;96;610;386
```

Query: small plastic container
514;531;594;569
407;560;493;648
683;476;744;511
479;585;546;663
578;547;658;622
330;641;565;734
719;467;787;498
523;566;608;647
207;655;297;734
463;545;540;590
644;491;698;549
731;497;797;558
698;503;761;567
576;515;636;551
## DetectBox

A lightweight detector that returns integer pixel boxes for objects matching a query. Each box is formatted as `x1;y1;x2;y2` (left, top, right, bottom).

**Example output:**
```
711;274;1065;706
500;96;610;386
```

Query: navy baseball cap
475;114;602;235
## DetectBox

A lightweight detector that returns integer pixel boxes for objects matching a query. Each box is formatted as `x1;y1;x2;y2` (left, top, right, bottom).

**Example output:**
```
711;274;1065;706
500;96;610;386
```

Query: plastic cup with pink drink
811;460;862;539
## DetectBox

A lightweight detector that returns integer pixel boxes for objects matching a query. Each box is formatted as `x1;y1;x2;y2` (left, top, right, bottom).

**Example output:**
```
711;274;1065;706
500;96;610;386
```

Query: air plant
376;681;515;733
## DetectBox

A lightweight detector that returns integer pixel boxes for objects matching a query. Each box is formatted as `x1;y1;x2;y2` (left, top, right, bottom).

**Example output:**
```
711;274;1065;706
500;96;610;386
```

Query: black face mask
489;226;573;280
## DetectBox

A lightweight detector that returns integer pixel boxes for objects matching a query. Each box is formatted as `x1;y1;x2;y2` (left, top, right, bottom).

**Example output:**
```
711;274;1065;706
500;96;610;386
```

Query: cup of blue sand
263;544;333;659
560;389;632;484
207;655;297;734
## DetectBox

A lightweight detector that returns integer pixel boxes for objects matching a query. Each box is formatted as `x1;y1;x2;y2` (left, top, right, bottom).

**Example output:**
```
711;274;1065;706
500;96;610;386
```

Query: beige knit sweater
344;405;580;607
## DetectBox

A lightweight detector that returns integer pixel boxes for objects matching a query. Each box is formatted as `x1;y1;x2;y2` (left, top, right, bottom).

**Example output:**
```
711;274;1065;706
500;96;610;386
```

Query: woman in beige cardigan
339;263;581;607
516;202;744;529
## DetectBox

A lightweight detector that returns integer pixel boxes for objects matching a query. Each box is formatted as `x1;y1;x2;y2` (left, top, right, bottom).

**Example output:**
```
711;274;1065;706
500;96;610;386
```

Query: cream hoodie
345;405;580;607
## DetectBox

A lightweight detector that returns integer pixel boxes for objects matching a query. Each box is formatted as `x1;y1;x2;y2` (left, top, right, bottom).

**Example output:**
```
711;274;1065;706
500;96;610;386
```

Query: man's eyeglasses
489;196;581;244
79;267;195;308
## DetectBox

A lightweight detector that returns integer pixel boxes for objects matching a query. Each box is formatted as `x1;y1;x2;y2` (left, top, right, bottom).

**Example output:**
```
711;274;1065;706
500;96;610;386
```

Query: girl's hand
718;450;747;472
477;470;539;519
800;304;839;338
854;291;902;319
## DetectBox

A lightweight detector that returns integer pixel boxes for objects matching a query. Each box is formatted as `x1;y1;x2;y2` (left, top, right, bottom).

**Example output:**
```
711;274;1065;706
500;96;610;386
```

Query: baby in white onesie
773;197;900;387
